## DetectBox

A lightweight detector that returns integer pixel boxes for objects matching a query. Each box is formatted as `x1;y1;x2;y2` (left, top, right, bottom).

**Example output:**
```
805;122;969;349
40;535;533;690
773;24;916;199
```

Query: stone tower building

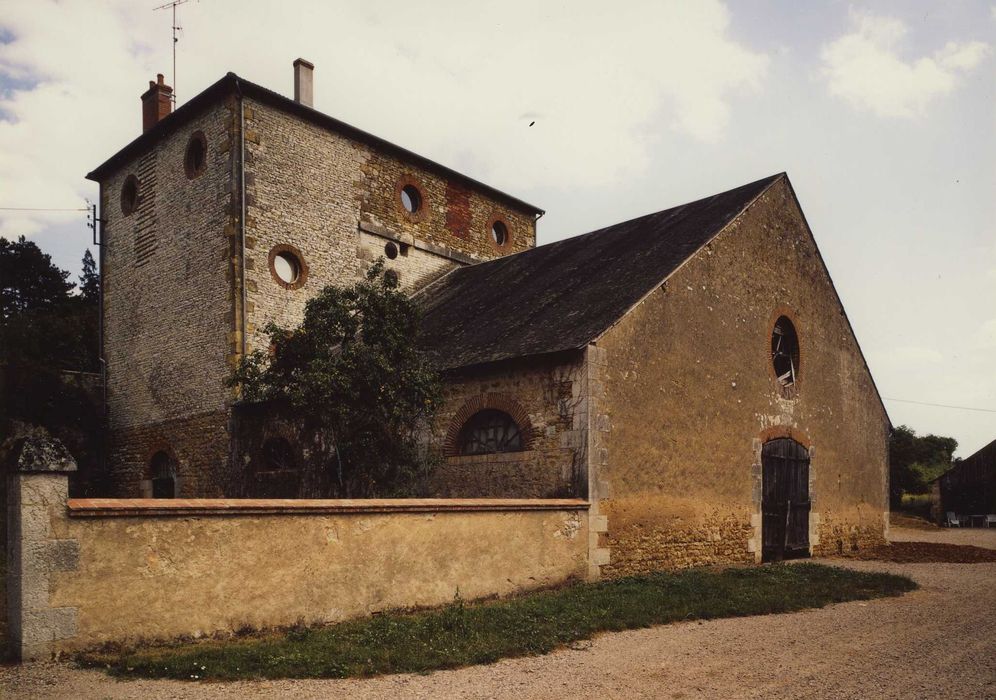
87;63;542;497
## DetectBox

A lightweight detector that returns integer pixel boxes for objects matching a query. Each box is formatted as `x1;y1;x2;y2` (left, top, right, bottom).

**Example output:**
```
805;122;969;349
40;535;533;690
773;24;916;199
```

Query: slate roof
418;173;783;371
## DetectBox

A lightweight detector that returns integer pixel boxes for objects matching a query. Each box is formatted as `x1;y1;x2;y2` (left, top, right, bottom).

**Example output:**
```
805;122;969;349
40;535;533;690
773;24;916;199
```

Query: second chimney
293;58;314;108
141;74;173;133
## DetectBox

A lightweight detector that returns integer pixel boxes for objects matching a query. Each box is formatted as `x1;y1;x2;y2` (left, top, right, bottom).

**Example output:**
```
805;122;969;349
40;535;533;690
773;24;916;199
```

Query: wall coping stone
67;497;590;518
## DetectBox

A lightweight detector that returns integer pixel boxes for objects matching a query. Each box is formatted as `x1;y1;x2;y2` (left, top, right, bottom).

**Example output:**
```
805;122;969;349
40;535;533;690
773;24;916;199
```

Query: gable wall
100;100;237;496
594;178;889;575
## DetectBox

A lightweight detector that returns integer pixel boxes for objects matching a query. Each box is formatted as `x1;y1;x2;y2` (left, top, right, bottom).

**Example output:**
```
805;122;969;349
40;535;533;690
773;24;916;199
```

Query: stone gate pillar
4;432;78;661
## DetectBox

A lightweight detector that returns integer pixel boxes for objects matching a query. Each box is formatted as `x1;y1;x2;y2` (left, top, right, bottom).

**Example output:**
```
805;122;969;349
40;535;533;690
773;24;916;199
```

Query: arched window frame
457;409;524;455
444;393;535;458
768;309;802;398
148;449;178;499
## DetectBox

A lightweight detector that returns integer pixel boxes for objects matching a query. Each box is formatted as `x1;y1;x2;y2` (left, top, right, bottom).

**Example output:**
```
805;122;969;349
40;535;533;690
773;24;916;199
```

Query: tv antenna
153;0;194;104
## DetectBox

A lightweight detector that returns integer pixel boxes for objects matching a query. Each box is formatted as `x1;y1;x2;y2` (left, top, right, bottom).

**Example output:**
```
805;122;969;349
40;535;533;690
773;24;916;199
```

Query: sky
0;1;993;457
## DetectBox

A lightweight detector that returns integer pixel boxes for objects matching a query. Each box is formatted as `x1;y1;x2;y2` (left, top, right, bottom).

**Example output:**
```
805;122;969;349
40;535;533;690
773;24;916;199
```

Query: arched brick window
444;392;535;457
458;410;523;455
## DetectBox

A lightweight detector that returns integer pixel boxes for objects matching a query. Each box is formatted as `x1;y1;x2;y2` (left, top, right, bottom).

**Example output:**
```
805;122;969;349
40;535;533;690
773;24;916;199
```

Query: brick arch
143;443;178;478
759;426;813;451
444;393;536;457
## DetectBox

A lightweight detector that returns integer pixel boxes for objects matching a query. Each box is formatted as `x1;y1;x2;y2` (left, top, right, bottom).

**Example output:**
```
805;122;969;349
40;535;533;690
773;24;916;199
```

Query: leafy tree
889;425;957;508
79;249;100;304
230;262;441;497
0;235;75;321
0;240;99;373
1;239;102;493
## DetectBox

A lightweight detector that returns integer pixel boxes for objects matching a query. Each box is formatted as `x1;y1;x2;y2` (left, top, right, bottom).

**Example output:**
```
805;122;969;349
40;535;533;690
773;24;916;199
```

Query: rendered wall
594;178;889;575
6;468;588;658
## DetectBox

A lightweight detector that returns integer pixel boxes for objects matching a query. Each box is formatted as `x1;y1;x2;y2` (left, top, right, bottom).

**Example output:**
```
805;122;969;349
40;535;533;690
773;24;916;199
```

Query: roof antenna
153;0;195;105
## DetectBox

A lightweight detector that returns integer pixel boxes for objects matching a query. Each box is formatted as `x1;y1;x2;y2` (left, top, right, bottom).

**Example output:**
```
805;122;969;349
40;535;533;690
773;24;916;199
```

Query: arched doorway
761;438;811;562
149;451;177;499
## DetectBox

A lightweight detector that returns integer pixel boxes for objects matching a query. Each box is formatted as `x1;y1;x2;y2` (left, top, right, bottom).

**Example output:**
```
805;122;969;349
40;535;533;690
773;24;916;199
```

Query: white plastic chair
945;512;963;527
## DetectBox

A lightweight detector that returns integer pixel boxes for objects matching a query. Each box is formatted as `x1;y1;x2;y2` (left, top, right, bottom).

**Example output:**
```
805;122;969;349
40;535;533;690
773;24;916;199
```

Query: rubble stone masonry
100;102;235;496
100;88;538;496
430;356;586;499
241;98;537;356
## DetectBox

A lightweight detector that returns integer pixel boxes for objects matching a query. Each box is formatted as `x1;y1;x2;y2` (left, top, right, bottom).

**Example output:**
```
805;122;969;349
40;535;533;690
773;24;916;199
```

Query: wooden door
762;438;811;562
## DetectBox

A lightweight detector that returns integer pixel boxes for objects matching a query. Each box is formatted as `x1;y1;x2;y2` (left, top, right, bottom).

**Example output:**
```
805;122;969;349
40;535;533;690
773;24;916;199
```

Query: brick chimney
141;74;173;132
293;58;314;108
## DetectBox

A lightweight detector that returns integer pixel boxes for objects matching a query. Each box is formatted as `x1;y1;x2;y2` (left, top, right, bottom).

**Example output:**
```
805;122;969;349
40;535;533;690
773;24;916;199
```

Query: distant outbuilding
931;439;996;526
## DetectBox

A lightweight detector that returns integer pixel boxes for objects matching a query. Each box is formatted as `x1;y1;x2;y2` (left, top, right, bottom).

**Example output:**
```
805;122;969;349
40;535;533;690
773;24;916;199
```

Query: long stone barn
85;60;890;577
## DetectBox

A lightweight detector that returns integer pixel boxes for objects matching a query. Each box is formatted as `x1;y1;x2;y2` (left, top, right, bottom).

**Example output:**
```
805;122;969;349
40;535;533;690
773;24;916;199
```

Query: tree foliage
230;262;441;497
889;424;957;508
79;249;100;304
0;237;99;375
0;237;102;492
0;235;75;321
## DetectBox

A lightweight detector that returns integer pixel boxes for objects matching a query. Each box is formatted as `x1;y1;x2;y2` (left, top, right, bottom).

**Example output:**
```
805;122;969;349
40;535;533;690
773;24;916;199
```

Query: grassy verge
80;563;915;681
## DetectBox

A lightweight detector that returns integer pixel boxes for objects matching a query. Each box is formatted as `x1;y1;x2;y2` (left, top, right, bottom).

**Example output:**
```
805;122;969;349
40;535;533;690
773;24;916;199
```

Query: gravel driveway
3;527;994;699
890;524;996;549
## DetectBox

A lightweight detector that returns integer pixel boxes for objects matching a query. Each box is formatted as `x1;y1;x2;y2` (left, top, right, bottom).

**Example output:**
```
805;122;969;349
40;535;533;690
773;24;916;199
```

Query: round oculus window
491;220;509;246
384;241;399;259
273;252;301;285
400;184;422;214
120;175;139;215
184;132;207;179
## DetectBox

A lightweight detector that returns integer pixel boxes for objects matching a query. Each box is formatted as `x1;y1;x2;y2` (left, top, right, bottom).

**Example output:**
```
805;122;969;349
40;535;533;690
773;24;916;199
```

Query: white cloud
821;10;990;118
0;0;768;240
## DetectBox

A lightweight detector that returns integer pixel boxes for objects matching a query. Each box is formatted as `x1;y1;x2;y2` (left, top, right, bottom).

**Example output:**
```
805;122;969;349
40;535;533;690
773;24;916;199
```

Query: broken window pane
771;316;800;387
458;409;523;455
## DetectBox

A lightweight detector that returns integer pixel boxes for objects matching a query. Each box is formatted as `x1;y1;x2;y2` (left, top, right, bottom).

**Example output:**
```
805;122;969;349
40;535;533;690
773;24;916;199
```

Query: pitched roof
86;73;543;216
418;174;783;370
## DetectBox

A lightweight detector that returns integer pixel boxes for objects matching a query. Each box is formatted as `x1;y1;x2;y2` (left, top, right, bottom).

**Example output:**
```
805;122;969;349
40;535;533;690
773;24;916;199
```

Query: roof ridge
418;173;786;370
440;172;785;281
86;72;544;215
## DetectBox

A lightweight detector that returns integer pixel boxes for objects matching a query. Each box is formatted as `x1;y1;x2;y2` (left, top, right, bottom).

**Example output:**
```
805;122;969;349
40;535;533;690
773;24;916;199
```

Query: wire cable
0;206;89;212
882;397;996;414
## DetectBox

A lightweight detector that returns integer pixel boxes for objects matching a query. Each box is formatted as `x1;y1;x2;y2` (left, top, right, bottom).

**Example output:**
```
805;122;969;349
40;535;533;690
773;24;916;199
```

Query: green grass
80;563;915;681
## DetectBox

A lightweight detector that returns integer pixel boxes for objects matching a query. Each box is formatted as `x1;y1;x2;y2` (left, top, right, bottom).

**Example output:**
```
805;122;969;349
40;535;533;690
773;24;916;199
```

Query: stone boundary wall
6;464;590;660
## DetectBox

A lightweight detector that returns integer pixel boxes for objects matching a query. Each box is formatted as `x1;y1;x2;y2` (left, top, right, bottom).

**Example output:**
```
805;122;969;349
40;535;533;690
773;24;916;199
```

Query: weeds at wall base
77;562;916;682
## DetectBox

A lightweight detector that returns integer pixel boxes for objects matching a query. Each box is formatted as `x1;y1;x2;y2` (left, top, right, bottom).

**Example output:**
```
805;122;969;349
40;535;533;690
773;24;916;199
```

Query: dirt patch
845;541;996;563
889;513;938;530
